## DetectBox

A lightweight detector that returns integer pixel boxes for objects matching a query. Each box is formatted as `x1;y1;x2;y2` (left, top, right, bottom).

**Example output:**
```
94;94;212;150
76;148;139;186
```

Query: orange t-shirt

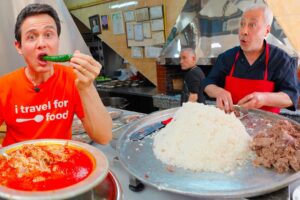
0;64;84;146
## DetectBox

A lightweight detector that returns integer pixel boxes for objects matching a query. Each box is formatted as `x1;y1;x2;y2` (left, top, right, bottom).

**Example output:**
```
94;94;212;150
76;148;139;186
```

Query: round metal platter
117;107;300;198
0;139;109;200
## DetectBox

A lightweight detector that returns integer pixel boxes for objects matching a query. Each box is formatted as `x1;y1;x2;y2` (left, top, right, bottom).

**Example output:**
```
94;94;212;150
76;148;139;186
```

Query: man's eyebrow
240;17;259;23
24;25;56;34
44;25;56;30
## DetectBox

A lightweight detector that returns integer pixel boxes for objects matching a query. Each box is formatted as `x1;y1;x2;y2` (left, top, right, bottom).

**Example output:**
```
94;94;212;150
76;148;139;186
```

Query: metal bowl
0;139;109;200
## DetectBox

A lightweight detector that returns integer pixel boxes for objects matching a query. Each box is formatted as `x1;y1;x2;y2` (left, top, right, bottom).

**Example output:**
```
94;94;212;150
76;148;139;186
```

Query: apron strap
229;51;240;76
264;43;270;81
229;43;270;80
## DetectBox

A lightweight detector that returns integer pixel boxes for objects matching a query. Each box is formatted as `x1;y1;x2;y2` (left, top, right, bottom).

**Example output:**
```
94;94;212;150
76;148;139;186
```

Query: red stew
0;144;94;191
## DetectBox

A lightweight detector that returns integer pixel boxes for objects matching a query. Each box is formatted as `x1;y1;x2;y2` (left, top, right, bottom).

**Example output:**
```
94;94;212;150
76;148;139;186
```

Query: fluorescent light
177;39;181;52
211;43;221;48
110;1;138;9
174;53;180;58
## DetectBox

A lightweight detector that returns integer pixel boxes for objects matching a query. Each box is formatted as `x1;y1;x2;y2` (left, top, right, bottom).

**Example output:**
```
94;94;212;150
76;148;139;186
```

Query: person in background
0;3;112;146
203;4;299;113
180;48;206;103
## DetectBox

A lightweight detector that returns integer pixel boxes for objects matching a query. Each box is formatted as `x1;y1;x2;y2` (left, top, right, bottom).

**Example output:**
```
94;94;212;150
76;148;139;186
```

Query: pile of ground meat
250;119;300;173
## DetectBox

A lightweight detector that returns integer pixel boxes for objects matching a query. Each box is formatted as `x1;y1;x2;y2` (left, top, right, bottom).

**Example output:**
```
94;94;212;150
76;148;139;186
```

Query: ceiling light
110;1;138;9
211;43;221;48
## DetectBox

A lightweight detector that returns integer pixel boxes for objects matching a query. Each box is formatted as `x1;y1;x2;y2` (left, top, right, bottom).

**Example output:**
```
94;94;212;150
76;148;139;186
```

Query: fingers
70;50;101;77
70;50;102;90
238;94;253;106
223;97;233;113
71;62;94;80
238;93;265;109
216;90;233;113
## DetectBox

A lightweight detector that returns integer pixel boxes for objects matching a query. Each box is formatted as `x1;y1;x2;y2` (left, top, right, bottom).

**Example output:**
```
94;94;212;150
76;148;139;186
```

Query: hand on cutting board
237;92;266;109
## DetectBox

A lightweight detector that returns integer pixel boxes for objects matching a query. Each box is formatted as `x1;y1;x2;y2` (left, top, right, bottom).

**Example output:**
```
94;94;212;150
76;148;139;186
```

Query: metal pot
101;97;129;109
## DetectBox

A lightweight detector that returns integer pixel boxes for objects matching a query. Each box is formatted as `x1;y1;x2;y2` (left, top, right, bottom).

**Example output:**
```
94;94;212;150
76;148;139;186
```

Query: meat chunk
251;119;300;173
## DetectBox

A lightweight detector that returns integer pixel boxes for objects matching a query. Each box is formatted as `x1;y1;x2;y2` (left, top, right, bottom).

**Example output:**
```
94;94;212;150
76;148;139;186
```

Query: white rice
153;102;253;173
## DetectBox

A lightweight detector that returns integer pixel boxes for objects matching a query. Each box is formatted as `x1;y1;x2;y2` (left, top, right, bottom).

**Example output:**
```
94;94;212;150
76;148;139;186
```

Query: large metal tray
117;107;300;198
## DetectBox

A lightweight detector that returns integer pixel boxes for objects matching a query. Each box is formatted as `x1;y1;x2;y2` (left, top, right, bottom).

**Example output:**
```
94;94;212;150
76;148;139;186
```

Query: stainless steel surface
159;0;297;65
117;107;300;198
0;139;109;200
119;114;145;124
72;133;92;144
88;171;123;200
110;107;144;149
109;110;124;120
102;97;129;109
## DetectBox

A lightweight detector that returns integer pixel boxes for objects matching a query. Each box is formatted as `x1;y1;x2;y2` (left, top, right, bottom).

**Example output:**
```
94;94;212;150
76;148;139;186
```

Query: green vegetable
42;54;73;62
96;76;111;81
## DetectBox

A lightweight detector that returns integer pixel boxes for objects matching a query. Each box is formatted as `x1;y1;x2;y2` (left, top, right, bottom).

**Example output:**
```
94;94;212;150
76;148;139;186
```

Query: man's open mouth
38;53;48;61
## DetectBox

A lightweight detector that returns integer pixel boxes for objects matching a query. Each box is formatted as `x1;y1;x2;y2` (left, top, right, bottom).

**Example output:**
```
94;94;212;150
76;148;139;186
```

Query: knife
130;118;172;141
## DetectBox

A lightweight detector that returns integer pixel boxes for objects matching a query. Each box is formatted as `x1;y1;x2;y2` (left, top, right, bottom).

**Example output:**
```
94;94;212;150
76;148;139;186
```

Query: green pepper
42;54;73;62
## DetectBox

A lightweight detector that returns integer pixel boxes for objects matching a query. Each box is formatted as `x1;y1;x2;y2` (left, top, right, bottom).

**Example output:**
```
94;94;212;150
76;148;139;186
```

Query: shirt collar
239;40;267;63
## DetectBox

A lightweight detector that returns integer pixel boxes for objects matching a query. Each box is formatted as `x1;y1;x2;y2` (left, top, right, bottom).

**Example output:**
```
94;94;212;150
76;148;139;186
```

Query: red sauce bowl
0;139;109;200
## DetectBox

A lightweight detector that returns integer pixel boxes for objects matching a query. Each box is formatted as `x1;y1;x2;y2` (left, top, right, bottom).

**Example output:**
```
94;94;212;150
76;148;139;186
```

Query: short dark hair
15;3;61;43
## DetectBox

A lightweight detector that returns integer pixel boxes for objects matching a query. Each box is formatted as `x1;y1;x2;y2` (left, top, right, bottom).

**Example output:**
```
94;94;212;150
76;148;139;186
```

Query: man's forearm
204;84;223;98
264;92;293;108
79;85;112;144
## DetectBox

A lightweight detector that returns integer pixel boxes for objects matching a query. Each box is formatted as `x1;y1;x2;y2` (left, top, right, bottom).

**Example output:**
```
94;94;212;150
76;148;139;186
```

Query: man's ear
14;41;23;55
192;55;197;63
264;24;271;37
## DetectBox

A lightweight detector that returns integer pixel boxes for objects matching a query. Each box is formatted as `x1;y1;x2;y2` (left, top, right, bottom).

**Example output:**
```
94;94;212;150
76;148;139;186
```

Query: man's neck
25;67;54;86
243;46;264;66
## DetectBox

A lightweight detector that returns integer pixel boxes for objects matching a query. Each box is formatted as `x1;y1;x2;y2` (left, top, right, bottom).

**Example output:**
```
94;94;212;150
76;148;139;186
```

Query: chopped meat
6;144;71;178
251;119;300;173
251;137;273;147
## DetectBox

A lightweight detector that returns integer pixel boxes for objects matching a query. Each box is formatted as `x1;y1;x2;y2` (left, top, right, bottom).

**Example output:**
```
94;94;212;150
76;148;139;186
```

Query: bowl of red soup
0;139;109;200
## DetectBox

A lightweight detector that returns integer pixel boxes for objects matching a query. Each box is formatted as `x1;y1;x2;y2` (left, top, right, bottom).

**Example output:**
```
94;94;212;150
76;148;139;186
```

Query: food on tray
72;115;85;135
153;102;253;173
0;143;94;191
120;114;144;124
109;110;123;120
113;121;124;129
251;119;300;173
72;133;92;144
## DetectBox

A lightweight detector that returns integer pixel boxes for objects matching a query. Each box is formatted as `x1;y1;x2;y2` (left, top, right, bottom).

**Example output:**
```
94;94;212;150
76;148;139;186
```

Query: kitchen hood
159;0;297;65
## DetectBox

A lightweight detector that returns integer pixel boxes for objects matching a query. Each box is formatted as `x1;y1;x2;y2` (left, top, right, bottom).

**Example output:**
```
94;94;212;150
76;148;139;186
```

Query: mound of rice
153;102;253;173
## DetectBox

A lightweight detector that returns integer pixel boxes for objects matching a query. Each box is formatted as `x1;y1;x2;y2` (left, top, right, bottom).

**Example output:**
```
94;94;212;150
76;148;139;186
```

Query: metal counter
97;86;158;98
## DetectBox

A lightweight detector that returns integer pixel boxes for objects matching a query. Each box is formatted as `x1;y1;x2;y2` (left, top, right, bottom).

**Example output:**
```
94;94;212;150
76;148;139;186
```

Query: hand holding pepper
69;50;101;90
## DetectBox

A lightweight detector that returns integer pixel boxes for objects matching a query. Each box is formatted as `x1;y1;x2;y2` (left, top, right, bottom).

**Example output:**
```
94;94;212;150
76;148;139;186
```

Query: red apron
224;43;280;113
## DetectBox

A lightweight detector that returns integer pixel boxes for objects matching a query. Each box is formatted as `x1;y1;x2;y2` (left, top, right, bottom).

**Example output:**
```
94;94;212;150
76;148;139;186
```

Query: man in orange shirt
0;3;112;146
